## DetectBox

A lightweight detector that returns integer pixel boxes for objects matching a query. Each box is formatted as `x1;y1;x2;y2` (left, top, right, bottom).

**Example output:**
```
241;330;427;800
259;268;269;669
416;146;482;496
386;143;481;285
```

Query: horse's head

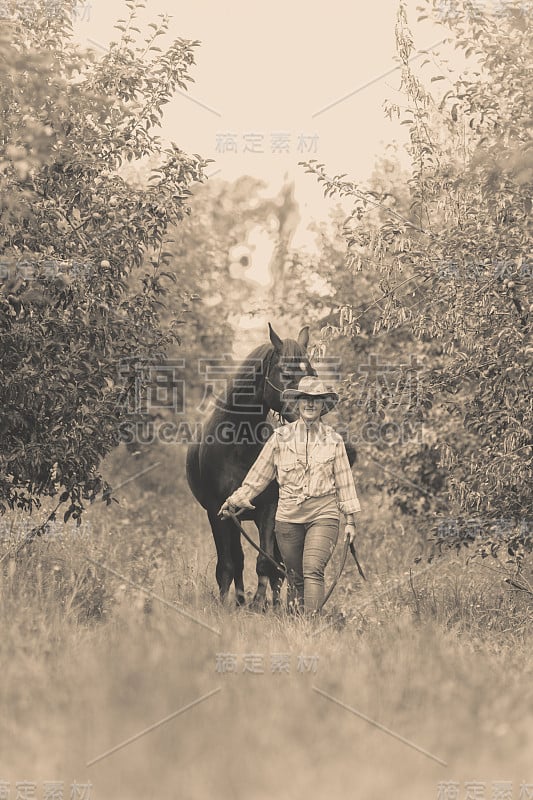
263;323;316;422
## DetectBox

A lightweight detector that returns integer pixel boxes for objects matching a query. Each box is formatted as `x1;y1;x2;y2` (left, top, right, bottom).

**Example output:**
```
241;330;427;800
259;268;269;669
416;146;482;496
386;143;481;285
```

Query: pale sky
72;0;455;351
73;0;451;232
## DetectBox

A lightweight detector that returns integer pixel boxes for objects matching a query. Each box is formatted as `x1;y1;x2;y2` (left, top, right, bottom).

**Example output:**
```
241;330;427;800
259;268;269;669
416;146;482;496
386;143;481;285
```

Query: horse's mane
205;334;312;426
222;343;272;409
231;342;273;387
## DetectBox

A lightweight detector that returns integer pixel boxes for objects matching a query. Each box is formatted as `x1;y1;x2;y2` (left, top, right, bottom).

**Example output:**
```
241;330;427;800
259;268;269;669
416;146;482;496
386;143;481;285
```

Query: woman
218;376;361;613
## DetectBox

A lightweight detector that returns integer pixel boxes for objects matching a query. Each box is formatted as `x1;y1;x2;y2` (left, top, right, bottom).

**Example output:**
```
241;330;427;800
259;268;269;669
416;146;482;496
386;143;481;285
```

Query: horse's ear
297;325;310;351
268;322;283;352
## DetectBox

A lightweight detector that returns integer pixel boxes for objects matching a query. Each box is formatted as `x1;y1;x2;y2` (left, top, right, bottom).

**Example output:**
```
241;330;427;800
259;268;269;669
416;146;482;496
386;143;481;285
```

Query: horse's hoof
249;595;269;613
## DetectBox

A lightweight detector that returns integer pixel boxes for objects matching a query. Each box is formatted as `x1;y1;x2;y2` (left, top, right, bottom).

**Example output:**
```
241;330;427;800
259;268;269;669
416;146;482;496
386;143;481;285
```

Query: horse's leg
207;509;235;604
229;526;245;606
251;503;281;610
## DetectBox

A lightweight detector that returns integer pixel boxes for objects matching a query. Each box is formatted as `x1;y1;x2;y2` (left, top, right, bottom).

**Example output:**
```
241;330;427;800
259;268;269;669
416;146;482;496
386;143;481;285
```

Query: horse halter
261;350;285;424
263;348;284;398
263;347;313;399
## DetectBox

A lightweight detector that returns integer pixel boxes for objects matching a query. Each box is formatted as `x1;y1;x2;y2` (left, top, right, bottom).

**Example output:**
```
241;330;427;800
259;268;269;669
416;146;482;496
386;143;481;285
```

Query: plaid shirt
228;419;361;516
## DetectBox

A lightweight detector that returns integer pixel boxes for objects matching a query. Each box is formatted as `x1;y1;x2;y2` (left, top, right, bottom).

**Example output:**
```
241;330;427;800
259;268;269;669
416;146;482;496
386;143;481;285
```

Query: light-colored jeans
275;518;339;613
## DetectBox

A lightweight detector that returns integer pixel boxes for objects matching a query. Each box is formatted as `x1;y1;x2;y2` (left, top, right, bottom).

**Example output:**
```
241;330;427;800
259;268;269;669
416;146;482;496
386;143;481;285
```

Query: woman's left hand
344;524;357;543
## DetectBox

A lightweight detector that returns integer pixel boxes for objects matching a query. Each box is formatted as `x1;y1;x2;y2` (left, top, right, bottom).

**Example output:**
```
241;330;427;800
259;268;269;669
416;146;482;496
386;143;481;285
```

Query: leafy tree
165;177;286;395
0;0;208;526
132;177;305;420
301;0;532;564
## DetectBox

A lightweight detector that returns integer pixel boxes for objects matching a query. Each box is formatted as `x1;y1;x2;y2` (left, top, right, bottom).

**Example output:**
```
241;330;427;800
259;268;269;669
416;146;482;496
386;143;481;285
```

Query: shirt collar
295;418;323;436
277;418;332;451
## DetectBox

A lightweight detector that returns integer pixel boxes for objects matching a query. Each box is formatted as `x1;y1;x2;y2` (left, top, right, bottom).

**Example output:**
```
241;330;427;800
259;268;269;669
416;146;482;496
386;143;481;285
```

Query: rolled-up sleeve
333;439;361;515
227;435;277;506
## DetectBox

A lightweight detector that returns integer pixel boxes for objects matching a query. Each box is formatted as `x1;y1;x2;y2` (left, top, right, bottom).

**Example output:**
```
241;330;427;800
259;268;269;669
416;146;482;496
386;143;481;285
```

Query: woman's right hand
218;498;255;518
218;500;236;518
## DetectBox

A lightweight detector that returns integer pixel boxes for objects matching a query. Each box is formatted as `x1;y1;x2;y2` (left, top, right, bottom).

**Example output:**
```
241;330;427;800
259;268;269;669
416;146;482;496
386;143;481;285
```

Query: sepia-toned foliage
301;0;532;564
0;0;208;521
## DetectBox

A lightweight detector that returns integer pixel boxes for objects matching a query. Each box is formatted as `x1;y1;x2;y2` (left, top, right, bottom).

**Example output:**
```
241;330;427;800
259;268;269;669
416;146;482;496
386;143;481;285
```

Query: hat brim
281;389;339;415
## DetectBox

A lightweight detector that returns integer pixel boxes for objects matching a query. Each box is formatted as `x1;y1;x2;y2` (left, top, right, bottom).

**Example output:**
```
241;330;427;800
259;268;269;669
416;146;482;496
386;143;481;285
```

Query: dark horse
186;323;316;608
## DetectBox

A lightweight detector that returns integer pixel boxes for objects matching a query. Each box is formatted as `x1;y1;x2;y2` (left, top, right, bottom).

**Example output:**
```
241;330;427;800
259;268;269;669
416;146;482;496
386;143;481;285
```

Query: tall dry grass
0;443;531;800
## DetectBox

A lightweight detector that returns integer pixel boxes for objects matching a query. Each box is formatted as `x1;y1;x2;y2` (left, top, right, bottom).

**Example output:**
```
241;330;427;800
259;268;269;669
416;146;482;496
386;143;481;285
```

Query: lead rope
228;510;289;579
318;534;350;611
227;510;365;612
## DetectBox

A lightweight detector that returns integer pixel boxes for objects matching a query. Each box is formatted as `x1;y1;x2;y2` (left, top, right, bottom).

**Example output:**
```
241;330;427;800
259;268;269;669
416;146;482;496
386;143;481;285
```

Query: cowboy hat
281;376;339;415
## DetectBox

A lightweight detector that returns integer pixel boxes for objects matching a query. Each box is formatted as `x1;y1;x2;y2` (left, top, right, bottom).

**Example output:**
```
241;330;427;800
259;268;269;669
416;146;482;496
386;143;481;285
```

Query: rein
228;346;366;610
228;511;288;579
265;375;285;394
227;511;366;611
320;536;350;610
319;536;367;610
